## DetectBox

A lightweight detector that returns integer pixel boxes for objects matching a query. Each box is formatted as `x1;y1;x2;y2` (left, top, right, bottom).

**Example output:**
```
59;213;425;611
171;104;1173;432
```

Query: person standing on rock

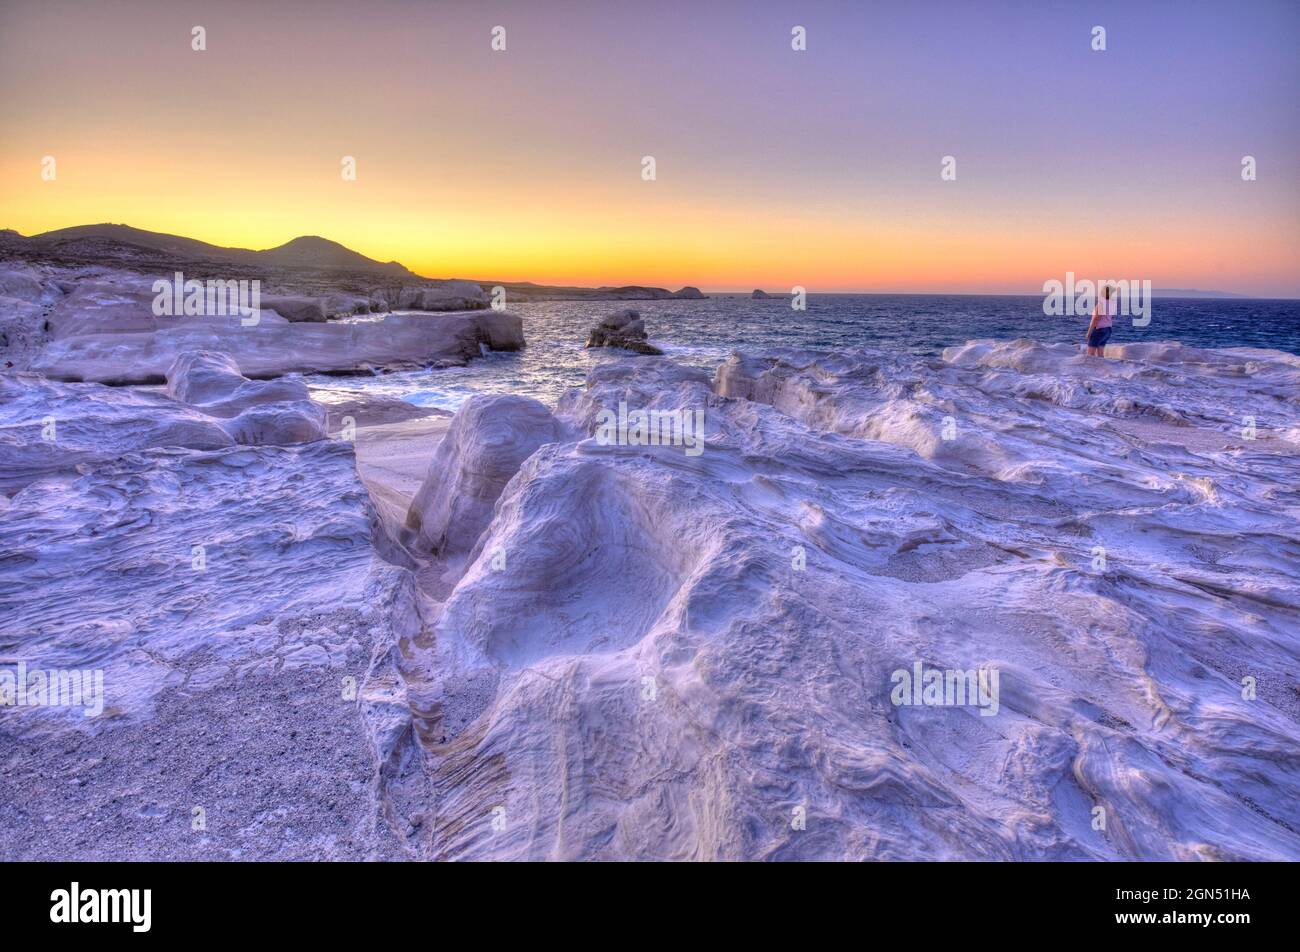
1085;284;1116;358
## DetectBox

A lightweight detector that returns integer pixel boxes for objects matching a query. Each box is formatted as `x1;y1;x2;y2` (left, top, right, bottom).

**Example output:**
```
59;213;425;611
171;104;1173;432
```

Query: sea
307;294;1300;411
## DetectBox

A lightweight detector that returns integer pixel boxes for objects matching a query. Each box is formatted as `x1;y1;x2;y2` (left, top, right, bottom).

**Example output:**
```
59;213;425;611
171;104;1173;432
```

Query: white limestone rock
17;266;518;383
391;280;486;312
0;373;233;494
0;436;413;859
162;350;326;444
322;293;373;318
0;350;328;497
31;308;524;384
403;394;563;560
260;294;327;323
383;345;1300;861
9;326;1300;863
0;263;62;367
0;263;54;303
45;275;163;338
165;350;309;409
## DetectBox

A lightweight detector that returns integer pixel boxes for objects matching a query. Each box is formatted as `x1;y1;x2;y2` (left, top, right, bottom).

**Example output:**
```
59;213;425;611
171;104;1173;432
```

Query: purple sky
2;0;1297;293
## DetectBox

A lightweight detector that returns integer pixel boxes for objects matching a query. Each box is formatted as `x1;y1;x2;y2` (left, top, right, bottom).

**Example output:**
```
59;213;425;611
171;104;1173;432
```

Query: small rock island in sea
584;308;664;355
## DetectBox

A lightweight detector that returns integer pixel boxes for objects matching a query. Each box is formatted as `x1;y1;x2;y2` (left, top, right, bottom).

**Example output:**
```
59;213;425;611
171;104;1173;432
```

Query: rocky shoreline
3;246;1299;859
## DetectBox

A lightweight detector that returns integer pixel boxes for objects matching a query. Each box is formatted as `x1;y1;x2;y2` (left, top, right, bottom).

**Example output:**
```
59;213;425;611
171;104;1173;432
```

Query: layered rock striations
4;329;1299;861
380;341;1300;860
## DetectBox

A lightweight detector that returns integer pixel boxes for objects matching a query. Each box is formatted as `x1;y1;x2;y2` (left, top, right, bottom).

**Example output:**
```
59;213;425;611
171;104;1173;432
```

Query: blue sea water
310;294;1300;411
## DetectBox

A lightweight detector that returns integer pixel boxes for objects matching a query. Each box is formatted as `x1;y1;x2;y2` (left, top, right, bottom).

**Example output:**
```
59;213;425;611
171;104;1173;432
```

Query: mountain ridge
22;223;413;277
5;225;1264;299
2;223;707;300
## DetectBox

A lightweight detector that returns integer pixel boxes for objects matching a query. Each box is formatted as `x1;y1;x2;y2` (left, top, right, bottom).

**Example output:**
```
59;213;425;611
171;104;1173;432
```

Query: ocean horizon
310;294;1300;410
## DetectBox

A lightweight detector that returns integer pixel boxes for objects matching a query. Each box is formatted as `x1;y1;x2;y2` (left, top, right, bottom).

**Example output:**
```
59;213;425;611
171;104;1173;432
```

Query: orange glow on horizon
5;152;1295;296
2;1;1297;297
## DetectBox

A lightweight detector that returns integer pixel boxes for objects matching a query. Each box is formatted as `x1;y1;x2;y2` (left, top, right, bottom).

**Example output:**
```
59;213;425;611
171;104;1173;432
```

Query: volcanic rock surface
3;331;1299;861
383;340;1300;860
0;355;417;859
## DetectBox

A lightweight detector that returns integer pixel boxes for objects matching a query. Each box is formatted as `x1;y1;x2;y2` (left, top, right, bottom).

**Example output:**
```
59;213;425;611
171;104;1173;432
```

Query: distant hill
471;280;707;301
257;235;411;273
7;224;704;299
24;223;413;277
30;223;244;261
1150;288;1249;299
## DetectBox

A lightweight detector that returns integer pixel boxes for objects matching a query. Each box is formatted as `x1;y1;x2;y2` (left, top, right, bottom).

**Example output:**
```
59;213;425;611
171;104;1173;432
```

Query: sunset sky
2;0;1297;295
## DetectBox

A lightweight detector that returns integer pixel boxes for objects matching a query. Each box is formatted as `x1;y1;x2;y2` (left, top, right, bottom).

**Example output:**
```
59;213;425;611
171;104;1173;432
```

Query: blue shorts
1088;326;1113;348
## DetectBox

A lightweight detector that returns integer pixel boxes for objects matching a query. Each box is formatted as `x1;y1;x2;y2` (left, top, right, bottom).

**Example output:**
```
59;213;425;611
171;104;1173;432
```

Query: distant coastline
716;288;1272;299
4;225;1286;302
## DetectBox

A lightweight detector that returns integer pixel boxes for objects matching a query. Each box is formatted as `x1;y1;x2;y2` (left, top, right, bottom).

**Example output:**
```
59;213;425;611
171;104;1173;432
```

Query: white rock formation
378;342;1300;860
0;369;416;858
165;350;309;408
0;263;61;365
0;444;419;860
0;263;49;302
322;292;373;318
44;275;162;338
164;350;328;445
259;294;327;323
0;351;331;499
4;334;1299;862
403;395;564;561
0;372;232;494
390;280;486;312
2;267;517;383
31;307;523;384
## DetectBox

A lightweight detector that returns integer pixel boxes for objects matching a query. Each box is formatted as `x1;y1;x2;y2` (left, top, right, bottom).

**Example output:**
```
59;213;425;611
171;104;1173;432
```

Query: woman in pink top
1085;284;1116;357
